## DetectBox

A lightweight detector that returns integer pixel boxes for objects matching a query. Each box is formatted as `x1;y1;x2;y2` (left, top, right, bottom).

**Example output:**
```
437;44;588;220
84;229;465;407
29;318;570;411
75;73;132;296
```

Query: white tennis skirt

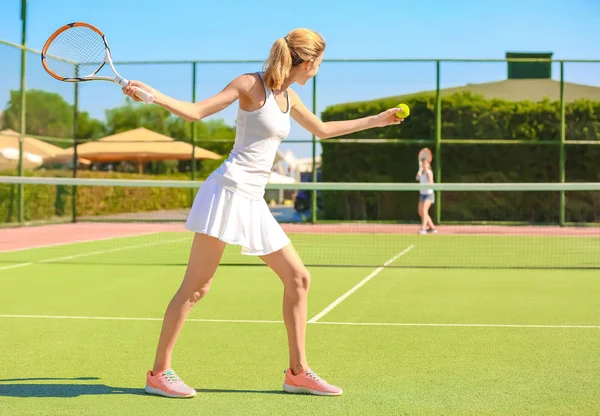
184;177;290;256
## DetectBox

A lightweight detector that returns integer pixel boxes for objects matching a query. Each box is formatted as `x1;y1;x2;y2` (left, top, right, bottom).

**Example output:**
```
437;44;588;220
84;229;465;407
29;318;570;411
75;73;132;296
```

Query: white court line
308;245;415;323
0;262;34;271
0;231;161;254
0;237;189;272
0;315;282;324
314;321;600;329
0;314;598;329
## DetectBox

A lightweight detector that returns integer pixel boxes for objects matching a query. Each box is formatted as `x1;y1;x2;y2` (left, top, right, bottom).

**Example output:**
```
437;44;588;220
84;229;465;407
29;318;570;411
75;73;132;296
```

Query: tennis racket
41;22;154;104
418;147;432;169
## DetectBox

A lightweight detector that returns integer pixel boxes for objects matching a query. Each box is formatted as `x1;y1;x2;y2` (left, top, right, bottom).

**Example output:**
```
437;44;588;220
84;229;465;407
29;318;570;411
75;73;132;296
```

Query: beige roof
392;79;600;103
48;127;222;163
0;129;66;158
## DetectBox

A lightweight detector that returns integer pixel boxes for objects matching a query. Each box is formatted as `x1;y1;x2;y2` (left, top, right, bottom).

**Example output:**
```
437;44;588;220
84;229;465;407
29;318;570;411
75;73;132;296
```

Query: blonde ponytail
263;38;293;91
263;28;326;90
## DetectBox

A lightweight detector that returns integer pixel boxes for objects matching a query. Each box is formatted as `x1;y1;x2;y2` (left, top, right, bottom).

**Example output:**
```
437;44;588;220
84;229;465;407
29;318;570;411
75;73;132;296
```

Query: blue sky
1;0;599;158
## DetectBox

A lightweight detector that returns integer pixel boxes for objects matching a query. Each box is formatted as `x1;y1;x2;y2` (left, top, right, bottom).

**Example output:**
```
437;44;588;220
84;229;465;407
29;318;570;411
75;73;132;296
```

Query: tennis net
0;175;598;269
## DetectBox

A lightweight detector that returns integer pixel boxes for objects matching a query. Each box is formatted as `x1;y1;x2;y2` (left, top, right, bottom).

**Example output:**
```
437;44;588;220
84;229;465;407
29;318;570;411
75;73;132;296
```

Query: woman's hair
263;28;325;90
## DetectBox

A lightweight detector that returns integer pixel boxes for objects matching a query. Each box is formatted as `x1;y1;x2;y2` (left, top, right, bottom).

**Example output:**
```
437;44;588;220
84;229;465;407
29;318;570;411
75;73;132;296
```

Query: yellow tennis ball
395;103;410;118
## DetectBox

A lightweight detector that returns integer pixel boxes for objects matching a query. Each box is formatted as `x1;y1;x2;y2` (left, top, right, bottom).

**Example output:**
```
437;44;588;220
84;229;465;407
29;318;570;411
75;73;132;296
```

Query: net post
17;0;28;224
311;74;318;224
559;61;566;226
72;65;79;223
434;60;442;225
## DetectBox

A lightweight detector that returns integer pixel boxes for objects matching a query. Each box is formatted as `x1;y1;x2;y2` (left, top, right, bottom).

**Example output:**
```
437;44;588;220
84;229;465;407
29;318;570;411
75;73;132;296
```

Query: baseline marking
0;314;598;329
0;315;281;324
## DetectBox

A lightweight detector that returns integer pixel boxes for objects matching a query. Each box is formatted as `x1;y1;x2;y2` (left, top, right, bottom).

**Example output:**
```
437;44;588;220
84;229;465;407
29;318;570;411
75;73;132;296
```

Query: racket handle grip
135;88;155;104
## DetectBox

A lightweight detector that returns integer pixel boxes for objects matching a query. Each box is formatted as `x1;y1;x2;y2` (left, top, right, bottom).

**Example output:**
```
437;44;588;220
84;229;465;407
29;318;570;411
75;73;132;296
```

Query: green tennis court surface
1;230;599;415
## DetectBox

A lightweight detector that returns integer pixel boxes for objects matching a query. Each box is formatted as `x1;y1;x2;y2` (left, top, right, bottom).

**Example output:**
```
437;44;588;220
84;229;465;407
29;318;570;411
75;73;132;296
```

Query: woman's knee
285;269;311;295
178;232;224;305
176;277;213;306
190;282;212;304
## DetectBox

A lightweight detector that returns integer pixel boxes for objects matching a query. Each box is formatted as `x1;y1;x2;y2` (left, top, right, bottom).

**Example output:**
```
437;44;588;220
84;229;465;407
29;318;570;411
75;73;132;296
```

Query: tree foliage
2;89;106;140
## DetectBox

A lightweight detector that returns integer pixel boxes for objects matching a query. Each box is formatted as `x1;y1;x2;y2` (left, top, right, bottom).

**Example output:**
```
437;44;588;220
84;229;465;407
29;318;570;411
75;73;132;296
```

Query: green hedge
320;92;600;223
0;170;197;223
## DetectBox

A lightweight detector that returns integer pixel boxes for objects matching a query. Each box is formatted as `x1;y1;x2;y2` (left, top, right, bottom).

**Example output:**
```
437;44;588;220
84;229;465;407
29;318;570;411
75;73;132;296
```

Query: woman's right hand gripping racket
41;22;154;104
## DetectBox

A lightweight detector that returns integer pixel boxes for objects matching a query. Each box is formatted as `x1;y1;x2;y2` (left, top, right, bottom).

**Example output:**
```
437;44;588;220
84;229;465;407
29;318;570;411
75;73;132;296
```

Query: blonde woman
123;28;405;398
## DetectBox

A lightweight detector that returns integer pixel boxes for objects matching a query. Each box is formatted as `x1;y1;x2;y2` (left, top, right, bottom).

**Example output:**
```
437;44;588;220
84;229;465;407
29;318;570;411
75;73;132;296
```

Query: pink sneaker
283;368;343;396
145;369;196;398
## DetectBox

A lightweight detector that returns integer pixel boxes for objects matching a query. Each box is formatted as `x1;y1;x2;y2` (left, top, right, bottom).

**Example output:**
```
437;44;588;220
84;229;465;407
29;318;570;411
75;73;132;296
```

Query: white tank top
211;72;291;200
419;169;433;195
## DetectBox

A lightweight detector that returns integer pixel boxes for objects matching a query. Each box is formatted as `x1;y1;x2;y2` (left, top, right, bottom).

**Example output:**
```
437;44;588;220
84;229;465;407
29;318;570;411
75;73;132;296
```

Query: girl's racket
418;147;432;168
41;22;154;104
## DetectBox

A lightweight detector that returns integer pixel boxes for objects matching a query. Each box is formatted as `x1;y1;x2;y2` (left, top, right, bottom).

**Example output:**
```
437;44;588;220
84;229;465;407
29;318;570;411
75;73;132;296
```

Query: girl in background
417;158;437;234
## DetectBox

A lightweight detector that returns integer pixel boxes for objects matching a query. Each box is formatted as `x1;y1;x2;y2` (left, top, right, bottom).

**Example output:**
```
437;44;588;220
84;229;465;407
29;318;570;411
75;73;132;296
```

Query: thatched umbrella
48;127;222;173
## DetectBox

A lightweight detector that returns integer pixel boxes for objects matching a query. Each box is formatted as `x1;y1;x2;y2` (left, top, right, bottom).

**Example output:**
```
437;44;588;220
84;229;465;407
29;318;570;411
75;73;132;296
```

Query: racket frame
41;22;154;104
418;147;433;167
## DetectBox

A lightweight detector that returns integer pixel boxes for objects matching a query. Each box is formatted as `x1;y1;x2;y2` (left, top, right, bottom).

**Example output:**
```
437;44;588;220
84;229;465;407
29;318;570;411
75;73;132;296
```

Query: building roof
0;129;66;158
340;52;600;105
398;79;600;103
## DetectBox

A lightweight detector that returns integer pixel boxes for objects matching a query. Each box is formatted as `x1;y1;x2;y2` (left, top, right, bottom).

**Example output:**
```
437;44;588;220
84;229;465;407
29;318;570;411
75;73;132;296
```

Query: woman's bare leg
152;233;226;373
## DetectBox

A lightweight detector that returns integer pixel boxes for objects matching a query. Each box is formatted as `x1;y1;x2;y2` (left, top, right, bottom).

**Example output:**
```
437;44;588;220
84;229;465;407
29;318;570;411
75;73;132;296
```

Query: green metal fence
1;2;599;226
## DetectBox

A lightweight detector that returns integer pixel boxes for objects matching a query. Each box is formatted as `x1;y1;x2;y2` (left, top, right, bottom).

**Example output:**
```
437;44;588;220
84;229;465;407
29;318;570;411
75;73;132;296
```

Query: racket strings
45;26;107;78
418;148;432;162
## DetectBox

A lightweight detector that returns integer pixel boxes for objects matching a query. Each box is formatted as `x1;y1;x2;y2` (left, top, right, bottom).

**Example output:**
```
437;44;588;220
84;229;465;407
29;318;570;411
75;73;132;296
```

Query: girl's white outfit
419;169;434;195
184;72;291;256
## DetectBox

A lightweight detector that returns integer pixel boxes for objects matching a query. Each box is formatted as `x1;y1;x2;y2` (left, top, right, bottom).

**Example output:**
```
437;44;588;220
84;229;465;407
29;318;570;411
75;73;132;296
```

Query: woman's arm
288;88;404;140
122;75;255;122
416;161;423;180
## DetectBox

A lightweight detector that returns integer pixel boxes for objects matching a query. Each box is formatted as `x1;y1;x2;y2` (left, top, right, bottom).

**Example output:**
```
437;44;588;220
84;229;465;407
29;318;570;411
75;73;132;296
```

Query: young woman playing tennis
416;158;437;234
122;28;404;398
